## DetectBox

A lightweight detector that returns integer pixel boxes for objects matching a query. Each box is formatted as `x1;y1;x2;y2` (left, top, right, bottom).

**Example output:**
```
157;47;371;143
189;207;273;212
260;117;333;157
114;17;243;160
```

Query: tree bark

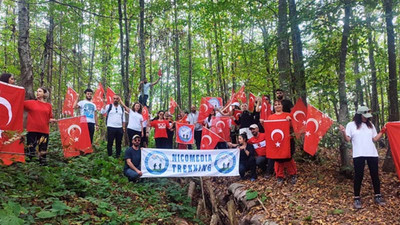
123;0;130;105
187;0;193;109
18;0;34;100
173;0;181;107
353;37;363;109
277;0;291;95
338;0;351;172
117;0;125;98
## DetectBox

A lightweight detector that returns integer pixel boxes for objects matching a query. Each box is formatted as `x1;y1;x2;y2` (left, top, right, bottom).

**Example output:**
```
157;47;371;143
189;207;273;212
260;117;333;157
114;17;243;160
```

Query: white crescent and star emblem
0;96;12;126
201;135;212;147
293;110;306;122
306;118;319;133
201;103;209;112
108;96;112;103
67;124;82;142
271;129;284;148
216;121;225;129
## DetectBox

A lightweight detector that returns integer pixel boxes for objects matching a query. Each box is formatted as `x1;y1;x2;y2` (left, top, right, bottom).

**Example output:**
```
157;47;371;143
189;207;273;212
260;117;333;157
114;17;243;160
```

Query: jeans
26;132;49;163
87;123;95;144
107;127;123;157
139;94;149;107
239;158;257;179
155;138;168;148
353;157;380;196
256;156;267;171
124;168;140;181
194;130;202;149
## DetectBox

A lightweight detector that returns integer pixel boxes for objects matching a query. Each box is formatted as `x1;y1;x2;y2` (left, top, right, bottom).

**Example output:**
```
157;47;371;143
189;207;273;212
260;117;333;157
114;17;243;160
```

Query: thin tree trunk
17;0;34;99
353;37;363;109
187;0;193;109
173;0;181;107
123;0;130;105
338;0;351;173
139;0;146;98
117;0;125;99
57;15;63;118
277;0;291;95
207;40;212;96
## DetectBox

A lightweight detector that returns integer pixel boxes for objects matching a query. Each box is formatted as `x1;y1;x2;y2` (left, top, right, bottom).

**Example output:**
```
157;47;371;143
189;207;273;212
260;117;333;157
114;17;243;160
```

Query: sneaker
374;194;386;206
265;174;272;179
354;197;362;209
250;178;256;182
277;177;284;185
290;175;297;184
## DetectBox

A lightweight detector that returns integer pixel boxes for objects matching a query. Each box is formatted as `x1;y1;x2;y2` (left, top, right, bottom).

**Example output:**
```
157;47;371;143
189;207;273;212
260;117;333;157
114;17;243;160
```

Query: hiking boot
374;194;386;206
290;175;297;184
277;177;284;185
354;197;362;209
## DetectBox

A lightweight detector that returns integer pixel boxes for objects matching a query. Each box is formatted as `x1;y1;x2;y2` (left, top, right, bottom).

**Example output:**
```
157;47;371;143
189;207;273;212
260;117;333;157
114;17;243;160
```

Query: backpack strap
105;104;112;126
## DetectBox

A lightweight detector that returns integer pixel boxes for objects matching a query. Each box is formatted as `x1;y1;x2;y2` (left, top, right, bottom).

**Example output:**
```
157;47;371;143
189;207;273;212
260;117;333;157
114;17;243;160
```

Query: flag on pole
264;120;291;159
211;116;231;142
248;92;256;112
200;127;223;150
197;97;214;123
236;85;247;103
291;98;307;138
92;82;105;111
169;97;178;114
62;87;78;116
176;123;195;144
58;116;93;158
106;87;116;105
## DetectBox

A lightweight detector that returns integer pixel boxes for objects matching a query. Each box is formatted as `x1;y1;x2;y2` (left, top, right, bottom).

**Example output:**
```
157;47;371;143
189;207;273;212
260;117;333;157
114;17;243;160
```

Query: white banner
141;148;240;177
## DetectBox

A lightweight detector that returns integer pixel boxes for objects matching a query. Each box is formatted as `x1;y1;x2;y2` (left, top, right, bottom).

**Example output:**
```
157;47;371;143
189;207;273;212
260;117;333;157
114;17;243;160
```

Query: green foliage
246;190;258;200
0;202;26;225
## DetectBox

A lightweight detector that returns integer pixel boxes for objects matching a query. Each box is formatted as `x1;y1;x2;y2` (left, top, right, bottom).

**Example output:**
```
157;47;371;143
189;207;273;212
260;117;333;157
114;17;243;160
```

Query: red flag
62;87;78;116
92;83;105;111
225;88;238;108
106;87;116;105
142;106;149;122
204;97;223;109
265;120;291;159
386;122;400;181
158;69;162;77
177;114;188;124
291;98;307;138
303;104;333;156
248;93;256;112
169;97;178;114
260;96;272;120
211;116;231;142
233;110;242;121
58;116;93;158
176;123;195;144
0;82;25;165
200;127;223;150
236;85;247;103
197;97;214;123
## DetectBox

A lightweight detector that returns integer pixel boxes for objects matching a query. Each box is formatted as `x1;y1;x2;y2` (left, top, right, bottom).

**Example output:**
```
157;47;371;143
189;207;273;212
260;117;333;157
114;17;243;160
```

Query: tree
277;0;291;94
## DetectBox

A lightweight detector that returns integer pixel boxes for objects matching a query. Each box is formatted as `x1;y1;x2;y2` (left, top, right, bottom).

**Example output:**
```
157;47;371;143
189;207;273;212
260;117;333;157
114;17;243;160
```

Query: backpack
105;104;125;126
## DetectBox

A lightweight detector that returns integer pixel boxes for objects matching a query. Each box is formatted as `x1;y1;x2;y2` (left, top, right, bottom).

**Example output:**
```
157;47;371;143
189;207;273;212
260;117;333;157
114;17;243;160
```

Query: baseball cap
356;106;372;118
231;102;240;107
132;135;141;140
249;124;258;129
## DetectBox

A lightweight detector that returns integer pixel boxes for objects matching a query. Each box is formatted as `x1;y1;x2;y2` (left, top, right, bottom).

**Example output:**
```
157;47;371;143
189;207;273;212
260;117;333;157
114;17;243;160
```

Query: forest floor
212;148;400;224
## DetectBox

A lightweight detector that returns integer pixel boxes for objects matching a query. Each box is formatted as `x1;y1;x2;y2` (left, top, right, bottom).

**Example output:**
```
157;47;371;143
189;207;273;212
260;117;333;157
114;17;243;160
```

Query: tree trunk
207;40;213;96
187;0;193;109
338;0;351;173
123;0;130;105
173;0;181;107
353;37;363;109
288;0;306;104
383;0;398;172
139;0;146;95
17;0;34;99
57;15;63;118
117;0;125;98
277;0;291;95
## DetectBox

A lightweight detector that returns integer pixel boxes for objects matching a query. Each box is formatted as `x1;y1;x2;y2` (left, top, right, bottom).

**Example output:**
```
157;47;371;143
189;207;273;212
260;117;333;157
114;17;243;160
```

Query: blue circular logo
178;125;193;142
208;98;220;108
145;151;169;175
214;151;236;174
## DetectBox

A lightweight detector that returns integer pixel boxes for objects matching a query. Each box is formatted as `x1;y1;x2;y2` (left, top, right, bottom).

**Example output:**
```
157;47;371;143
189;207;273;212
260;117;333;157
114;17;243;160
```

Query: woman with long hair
121;101;143;147
0;73;16;84
149;110;170;148
339;106;386;209
24;87;56;165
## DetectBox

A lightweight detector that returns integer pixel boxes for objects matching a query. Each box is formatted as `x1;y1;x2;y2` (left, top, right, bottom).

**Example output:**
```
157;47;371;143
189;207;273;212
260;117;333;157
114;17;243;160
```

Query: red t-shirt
24;100;53;134
150;120;170;138
248;133;266;156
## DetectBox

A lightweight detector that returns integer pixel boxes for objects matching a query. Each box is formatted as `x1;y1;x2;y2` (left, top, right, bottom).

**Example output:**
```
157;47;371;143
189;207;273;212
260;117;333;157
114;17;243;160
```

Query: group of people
0;72;387;209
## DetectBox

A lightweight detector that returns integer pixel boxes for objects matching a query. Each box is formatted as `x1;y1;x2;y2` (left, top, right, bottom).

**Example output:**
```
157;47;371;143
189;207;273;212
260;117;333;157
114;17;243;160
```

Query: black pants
127;128;141;147
87;123;95;144
26;132;49;163
139;94;149;107
107;127;123;157
155;138;168;149
239;158;257;179
194;130;202;150
353;157;380;196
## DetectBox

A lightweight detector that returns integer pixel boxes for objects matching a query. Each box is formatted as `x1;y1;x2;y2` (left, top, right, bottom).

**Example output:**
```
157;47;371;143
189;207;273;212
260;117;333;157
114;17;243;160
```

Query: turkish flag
236;85;247;103
204;97;223;109
169;97;178;114
0;82;25;165
291;98;307;139
225;88;238;109
303;104;333;156
106;87;116;105
264;120;291;159
62;87;78;116
200;127;222;150
197;97;214;123
386;122;400;181
232;109;242;126
158;69;162;77
248;93;256;112
58;116;93;158
177;114;188;124
211;116;231;142
93;82;105;111
142;106;149;122
260;96;272;120
176;123;195;144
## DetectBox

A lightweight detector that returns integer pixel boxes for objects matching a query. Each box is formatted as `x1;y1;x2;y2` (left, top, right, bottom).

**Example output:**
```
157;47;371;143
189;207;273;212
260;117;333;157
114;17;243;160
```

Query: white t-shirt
143;83;151;95
345;121;378;158
127;110;143;132
78;100;96;124
188;111;202;131
101;104;126;128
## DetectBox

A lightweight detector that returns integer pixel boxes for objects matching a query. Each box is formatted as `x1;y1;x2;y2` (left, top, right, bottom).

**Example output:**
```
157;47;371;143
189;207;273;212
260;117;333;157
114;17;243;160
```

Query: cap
249;124;258;129
356;106;372;118
231;102;240;107
132;134;141;140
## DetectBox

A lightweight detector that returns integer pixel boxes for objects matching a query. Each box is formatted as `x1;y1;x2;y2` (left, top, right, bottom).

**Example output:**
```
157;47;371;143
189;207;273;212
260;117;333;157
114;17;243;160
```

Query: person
123;135;143;182
149;110;170;148
229;133;256;181
138;77;161;107
0;73;16;84
268;100;297;185
165;113;175;149
24;87;56;165
177;113;189;149
234;103;256;139
120;101;144;147
101;94;126;157
248;124;274;178
230;102;241;144
339;106;386;209
74;88;98;144
188;105;202;149
275;89;293;113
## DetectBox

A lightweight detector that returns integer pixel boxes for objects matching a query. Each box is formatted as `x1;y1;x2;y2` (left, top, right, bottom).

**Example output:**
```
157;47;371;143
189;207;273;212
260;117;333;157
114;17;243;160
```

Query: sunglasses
133;138;141;142
360;110;371;114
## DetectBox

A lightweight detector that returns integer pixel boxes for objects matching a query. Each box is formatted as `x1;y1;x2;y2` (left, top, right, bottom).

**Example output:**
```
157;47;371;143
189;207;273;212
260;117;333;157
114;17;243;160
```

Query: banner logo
144;151;169;175
208;97;220;108
214;151;236;174
178;125;193;142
